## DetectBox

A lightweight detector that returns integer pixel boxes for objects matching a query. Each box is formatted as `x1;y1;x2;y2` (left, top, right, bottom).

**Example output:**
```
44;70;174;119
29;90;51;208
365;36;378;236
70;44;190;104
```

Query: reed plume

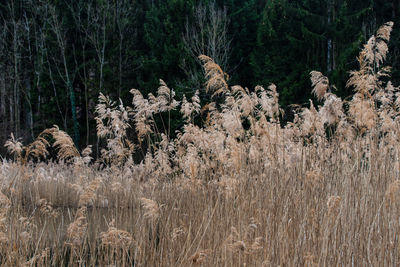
199;54;229;97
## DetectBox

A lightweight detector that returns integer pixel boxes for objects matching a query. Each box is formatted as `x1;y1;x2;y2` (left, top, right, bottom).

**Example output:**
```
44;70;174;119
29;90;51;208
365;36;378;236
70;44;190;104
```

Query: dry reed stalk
140;198;160;221
189;249;211;265
66;207;87;248
385;180;400;207
327;195;341;217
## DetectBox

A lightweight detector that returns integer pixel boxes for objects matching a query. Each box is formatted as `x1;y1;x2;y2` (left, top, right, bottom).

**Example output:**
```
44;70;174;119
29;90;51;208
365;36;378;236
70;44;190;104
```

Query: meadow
0;22;399;266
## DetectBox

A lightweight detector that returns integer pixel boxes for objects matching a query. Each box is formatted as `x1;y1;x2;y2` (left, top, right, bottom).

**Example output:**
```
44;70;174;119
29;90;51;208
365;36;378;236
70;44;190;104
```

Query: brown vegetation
1;22;400;266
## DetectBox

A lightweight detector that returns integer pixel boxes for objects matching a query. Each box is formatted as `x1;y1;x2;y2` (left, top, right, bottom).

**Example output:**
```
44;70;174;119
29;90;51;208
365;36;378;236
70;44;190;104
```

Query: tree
47;1;80;146
182;0;231;91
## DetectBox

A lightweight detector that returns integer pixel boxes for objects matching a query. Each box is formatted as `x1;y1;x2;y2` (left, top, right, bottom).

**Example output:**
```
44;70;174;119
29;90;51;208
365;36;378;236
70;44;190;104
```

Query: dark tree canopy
0;0;399;155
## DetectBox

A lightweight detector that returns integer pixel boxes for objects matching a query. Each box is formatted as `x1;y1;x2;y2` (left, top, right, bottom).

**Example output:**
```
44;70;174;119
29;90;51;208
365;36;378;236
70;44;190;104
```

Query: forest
0;0;399;155
2;1;400;266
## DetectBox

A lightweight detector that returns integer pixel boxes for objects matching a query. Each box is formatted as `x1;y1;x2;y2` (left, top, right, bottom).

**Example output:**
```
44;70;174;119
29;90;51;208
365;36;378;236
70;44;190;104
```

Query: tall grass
1;22;400;266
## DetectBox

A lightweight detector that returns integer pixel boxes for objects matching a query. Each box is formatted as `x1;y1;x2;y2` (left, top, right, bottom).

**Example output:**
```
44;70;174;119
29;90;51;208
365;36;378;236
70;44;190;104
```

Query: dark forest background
0;0;399;156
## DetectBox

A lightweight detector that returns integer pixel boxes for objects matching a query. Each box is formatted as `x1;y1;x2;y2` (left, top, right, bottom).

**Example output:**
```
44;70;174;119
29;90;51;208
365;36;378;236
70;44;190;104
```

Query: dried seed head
140;198;160;221
231;240;246;252
304;253;317;267
78;178;102;207
66;207;87;248
189;249;211;264
327;196;341;217
305;170;323;190
385;180;400;207
248;237;263;253
171;227;185;242
0;192;11;214
100;220;134;249
199;55;229;97
310;71;329;101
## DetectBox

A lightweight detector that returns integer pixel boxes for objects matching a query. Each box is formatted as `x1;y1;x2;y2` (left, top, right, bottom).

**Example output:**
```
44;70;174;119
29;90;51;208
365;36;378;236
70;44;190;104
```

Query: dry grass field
1;22;400;266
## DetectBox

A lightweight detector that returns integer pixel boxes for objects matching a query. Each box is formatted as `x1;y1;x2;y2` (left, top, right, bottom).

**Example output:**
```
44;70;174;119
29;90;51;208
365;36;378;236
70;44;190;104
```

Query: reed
1;21;399;266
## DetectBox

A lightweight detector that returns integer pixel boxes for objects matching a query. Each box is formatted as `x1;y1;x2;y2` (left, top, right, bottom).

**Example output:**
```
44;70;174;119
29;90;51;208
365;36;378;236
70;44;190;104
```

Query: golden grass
1;21;400;266
1;143;400;266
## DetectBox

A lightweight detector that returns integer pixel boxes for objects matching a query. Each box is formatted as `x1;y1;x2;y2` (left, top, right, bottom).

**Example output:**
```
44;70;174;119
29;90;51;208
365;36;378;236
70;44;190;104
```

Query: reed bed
1;22;399;266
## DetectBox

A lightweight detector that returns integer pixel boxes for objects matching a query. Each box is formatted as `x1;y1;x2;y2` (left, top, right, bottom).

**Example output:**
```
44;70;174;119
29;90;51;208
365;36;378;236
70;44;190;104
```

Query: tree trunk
62;48;79;147
24;72;34;140
327;0;333;72
13;23;20;138
9;74;14;134
51;4;80;147
68;80;79;147
0;69;5;118
82;47;90;146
